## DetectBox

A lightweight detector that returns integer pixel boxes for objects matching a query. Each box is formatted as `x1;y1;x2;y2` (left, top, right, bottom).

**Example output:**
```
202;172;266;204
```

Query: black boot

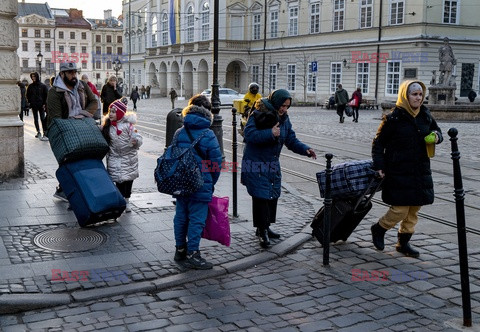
396;233;420;258
257;228;271;248
371;222;387;251
267;227;280;239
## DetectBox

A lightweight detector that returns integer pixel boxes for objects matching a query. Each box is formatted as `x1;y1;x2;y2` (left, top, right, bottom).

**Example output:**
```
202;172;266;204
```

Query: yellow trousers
378;206;421;234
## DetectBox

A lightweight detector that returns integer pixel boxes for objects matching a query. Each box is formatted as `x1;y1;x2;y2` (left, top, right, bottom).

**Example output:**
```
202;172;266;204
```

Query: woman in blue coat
173;104;222;269
241;89;316;248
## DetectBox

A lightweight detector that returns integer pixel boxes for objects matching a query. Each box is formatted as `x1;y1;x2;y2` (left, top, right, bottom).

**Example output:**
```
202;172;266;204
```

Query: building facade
123;0;480;103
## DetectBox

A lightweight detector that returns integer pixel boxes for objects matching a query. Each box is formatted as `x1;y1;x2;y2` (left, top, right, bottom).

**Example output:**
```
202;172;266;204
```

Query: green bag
47;118;109;164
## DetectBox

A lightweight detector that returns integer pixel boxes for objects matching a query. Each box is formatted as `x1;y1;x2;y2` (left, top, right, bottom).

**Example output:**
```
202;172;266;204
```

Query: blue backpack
154;128;208;196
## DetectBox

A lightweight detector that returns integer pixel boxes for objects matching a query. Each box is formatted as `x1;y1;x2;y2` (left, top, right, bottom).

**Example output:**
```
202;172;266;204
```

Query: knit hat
268;89;292;110
109;98;128;135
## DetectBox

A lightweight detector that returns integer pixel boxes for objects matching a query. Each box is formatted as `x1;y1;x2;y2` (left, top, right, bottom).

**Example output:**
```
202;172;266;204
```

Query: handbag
202;196;230;246
154;128;207;196
348;99;358;107
344;106;353;117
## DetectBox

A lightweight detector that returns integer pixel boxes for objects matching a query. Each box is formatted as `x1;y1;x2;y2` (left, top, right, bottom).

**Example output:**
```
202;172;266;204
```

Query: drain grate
33;228;107;252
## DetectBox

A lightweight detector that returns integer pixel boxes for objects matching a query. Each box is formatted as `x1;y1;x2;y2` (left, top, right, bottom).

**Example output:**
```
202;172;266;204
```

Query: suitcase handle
353;175;384;210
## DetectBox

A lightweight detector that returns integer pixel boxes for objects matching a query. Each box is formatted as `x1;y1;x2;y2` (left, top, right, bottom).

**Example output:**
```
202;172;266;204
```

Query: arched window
186;5;194;43
151;15;157;47
201;2;210;41
161;12;169;46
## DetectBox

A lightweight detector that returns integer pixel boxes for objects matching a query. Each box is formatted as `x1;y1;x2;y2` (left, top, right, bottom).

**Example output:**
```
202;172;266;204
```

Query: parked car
200;88;242;106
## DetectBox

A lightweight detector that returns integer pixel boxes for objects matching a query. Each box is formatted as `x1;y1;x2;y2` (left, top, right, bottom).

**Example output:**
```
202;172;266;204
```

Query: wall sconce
193;67;196;71
276;62;280;68
342;59;350;69
407;11;416;16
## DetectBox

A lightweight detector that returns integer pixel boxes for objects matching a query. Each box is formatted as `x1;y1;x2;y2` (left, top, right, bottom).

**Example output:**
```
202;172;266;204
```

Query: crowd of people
18;62;443;270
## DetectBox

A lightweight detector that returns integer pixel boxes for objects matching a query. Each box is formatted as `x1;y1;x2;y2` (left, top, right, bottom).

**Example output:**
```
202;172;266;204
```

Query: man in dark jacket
46;61;98;201
334;84;349;123
26;72;49;140
100;76;122;115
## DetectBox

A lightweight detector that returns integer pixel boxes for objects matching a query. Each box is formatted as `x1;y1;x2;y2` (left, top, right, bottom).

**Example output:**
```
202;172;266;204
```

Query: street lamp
113;57;122;78
37;51;43;81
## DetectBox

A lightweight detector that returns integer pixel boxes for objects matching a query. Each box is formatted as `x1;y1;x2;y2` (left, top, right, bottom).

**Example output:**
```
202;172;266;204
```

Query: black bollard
323;153;334;266
448;128;472;327
231;107;238;217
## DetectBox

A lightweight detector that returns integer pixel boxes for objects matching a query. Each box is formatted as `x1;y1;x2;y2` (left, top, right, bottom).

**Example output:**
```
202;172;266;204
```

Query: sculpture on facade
438;37;456;86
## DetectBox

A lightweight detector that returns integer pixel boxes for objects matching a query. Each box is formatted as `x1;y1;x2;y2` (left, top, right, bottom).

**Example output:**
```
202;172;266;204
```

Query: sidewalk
0;115;317;314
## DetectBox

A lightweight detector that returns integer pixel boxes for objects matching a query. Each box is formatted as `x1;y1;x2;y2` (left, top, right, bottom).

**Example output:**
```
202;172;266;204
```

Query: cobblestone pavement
1;98;479;330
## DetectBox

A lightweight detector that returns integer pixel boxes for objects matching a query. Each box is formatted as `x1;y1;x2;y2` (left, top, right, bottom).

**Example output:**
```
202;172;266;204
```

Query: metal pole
323;153;333;266
448;128;472;327
211;0;224;159
128;0;131;95
231;107;238;217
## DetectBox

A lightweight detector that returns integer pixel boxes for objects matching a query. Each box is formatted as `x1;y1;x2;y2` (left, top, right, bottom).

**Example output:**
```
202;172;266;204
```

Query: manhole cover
33;228;107;252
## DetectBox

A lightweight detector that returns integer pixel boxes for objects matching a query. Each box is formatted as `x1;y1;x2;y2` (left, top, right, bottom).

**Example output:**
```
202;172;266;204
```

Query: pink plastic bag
202;196;230;246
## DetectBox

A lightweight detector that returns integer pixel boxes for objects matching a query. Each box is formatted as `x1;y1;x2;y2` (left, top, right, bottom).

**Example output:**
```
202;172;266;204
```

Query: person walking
146;85;151;99
241;89;316;248
130;86;140;111
26;72;49;140
101;98;143;213
169;88;178;109
350;86;363;123
334;84;349;123
172;104;222;270
140;85;146;99
100;76;122;116
17;81;27;122
81;74;102;120
46;61;98;201
370;80;443;258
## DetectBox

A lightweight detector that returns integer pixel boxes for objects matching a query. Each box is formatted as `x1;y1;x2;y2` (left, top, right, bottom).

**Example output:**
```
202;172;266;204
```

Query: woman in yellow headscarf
370;80;443;258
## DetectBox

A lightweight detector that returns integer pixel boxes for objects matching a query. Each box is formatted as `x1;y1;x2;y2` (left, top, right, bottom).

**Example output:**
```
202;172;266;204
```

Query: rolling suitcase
311;178;382;246
56;159;126;227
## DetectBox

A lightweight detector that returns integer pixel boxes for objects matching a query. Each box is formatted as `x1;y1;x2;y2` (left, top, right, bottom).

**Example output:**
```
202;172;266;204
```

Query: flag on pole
169;0;180;45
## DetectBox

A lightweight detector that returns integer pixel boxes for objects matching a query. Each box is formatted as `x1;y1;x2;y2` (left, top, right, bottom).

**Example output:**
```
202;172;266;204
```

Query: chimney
69;8;83;19
104;9;112;20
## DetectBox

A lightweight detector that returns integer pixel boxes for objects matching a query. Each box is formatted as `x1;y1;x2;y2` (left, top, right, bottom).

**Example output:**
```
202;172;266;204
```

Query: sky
21;0;123;19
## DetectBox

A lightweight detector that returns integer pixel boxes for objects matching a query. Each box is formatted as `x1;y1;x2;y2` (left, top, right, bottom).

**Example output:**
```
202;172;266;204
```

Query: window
443;0;458;24
81;46;87;53
356;63;370;93
96;61;101;69
252;65;260;84
45;59;52;72
333;0;345;31
310;3;320;34
59;31;64;39
138;34;142;52
22;59;28;68
117;47;123;55
35;42;41;52
138;70;142;84
107;61;112;70
270;10;278;38
151;15;157;47
390;0;404;25
82;32;86;40
360;0;373;28
96;35;101;43
117;35;122;43
59;45;64;53
107;46;112;54
253;13;261;40
308;63;317;92
162;12;169;46
22;42;28;52
45;43;51;52
70;32;75;39
288;6;298;36
386;60;401;95
95;46;101;54
107;35;112;43
287;64;296;90
186;5;194;42
35;29;40;38
70;46;76;53
201;2;210;41
269;64;277;90
82;62;87;69
45;30;50;38
330;63;342;93
22;29;28;37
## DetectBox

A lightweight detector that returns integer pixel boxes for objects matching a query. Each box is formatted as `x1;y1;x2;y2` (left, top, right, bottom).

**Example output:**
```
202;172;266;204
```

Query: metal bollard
231;107;238;217
323;153;333;266
448;128;472;327
165;108;184;150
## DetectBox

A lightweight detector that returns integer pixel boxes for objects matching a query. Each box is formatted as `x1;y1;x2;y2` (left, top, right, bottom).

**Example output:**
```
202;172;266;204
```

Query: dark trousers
352;107;359;121
252;197;278;229
132;99;137;110
115;180;133;199
336;104;346;121
32;106;47;133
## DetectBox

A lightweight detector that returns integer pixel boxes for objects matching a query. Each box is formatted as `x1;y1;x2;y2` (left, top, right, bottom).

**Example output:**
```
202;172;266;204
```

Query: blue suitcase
56;159;126;227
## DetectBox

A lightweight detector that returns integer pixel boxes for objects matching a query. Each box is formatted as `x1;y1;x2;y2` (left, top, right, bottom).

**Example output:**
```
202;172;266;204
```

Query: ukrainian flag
169;0;180;45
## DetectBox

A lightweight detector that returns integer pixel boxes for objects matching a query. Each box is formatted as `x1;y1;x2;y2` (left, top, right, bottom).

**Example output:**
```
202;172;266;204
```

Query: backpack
154;128;208;196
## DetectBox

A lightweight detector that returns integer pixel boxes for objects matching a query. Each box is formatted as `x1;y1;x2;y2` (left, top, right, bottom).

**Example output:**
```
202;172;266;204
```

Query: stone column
0;0;23;181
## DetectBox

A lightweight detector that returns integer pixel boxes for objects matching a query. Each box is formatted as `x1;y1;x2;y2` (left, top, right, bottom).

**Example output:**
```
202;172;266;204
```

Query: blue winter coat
241;110;310;200
173;106;222;202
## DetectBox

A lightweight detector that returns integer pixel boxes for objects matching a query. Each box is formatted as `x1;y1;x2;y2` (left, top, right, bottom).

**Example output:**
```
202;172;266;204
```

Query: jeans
352;107;359;121
173;197;209;252
32;106;47;134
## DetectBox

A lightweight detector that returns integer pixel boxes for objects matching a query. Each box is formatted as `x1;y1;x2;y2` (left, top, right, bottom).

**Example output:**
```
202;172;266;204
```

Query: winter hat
268;89;292;111
109;98;128;135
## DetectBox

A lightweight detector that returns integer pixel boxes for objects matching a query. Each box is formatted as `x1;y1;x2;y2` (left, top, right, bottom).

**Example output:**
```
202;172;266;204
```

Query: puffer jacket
173;105;222;202
241;98;310;200
106;113;143;183
372;105;443;206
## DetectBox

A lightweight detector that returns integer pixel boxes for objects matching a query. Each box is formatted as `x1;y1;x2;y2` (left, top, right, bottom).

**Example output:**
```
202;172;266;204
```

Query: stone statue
430;70;436;86
438;37;456;86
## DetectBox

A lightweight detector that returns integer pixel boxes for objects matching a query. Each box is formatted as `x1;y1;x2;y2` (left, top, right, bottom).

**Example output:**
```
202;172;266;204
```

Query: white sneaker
35;132;41;138
40;135;49;141
125;198;131;213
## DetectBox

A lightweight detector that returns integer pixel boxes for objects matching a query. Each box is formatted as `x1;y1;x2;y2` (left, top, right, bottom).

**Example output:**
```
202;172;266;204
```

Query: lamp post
36;51;43;82
211;0;224;159
113;57;122;78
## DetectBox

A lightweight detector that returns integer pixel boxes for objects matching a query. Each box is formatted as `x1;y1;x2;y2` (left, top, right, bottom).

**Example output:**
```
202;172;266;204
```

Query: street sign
311;61;318;72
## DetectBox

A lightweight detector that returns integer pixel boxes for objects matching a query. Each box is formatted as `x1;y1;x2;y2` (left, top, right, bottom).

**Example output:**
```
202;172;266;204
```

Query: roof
53;8;91;29
87;17;123;29
17;2;53;19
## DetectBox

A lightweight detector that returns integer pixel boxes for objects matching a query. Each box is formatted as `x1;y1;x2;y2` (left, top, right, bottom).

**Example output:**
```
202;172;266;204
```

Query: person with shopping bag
349;86;363;123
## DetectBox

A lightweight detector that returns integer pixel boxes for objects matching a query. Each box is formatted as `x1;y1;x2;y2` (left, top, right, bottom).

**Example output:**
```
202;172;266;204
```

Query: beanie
109;98;127;121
